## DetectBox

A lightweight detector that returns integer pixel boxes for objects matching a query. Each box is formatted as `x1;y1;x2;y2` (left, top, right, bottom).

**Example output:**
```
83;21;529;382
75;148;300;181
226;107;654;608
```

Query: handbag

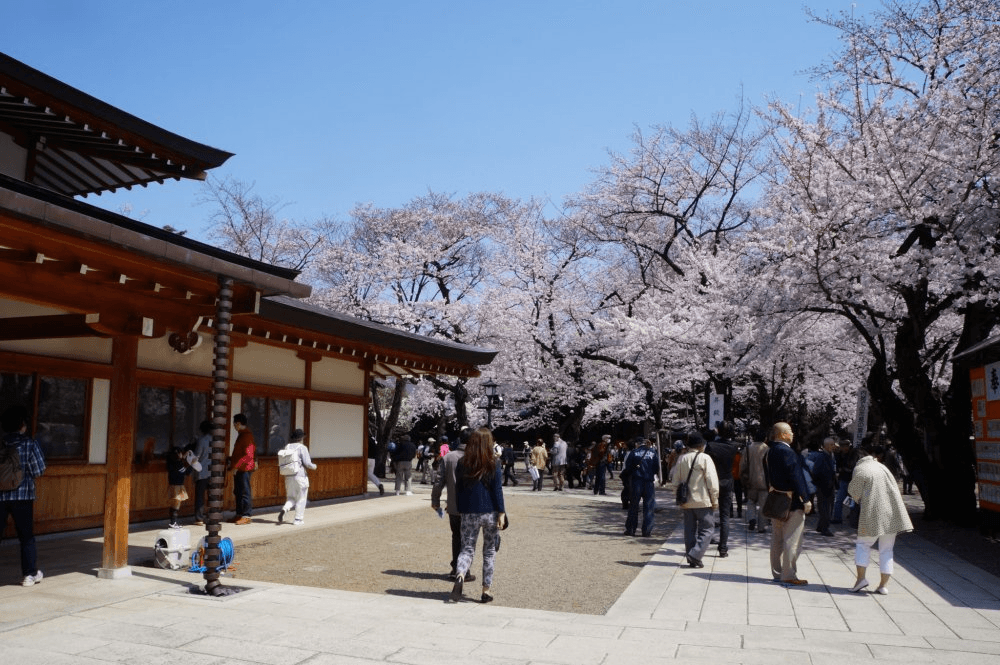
762;486;793;521
675;451;700;505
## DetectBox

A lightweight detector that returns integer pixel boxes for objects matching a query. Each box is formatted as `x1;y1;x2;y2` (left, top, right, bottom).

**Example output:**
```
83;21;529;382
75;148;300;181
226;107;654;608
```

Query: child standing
166;444;190;528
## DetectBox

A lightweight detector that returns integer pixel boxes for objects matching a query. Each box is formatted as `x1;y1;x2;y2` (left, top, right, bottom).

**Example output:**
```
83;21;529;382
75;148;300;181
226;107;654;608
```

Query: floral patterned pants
456;512;499;587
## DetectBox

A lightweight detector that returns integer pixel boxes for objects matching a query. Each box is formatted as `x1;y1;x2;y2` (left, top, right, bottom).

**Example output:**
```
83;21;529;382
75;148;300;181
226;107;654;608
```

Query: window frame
0;368;92;462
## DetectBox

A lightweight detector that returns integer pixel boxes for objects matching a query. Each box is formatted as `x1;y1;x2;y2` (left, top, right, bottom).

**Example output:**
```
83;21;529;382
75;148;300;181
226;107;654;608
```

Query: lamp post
481;378;504;429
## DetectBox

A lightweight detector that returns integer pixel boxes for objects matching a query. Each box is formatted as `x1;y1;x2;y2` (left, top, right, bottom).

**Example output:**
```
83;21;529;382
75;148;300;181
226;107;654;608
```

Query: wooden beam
0;313;109;340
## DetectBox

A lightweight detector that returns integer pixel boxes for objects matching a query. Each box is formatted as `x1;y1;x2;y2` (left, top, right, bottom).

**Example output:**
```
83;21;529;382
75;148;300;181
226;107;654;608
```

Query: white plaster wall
89;378;110;464
311;356;364;395
232;343;304;389
0;298;112;363
309;401;363;458
138;331;214;375
295;399;305;429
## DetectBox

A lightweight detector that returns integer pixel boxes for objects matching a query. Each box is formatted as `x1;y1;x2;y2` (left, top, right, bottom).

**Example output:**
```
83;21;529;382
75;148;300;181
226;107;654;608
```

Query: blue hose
189;537;234;573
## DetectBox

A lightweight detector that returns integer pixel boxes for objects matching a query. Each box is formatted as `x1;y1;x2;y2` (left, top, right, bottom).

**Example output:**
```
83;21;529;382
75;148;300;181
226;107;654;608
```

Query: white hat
602;434;611;441
427;437;436;443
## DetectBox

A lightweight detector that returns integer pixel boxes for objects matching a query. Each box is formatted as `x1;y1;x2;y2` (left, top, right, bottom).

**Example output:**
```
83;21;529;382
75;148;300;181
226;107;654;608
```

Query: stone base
97;566;132;580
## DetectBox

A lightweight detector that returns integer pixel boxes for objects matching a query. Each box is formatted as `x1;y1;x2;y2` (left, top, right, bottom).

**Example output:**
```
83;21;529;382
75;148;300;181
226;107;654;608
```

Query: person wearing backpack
0;404;46;587
276;428;316;525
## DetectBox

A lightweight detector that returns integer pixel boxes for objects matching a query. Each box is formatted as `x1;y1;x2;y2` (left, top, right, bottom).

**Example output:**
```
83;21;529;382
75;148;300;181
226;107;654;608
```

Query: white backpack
278;445;302;476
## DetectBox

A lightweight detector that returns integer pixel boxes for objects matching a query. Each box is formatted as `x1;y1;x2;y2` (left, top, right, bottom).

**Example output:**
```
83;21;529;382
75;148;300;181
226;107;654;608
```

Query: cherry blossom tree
311;191;516;447
760;0;1000;521
201;176;327;271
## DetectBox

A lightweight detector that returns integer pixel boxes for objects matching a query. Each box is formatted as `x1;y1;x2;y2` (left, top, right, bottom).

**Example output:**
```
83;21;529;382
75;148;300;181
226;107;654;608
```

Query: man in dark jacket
391;435;417;495
623;435;660;537
806;437;837;536
763;422;813;586
500;442;518;486
705;421;740;557
832;439;860;523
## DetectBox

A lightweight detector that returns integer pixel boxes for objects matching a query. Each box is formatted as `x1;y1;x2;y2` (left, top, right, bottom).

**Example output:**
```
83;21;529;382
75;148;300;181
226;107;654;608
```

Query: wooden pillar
362;358;373;490
99;335;138;578
204;276;234;595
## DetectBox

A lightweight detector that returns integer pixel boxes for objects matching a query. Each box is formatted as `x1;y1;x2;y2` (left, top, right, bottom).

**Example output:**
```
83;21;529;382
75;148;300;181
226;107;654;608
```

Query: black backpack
0;444;24;491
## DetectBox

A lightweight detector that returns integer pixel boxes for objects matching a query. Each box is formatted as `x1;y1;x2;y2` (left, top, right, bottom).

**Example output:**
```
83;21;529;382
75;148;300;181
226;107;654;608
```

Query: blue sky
3;1;869;240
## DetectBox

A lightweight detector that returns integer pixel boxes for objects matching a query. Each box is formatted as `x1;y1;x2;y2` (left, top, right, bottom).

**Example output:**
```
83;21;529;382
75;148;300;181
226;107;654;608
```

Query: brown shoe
783;578;808;586
235;516;252;525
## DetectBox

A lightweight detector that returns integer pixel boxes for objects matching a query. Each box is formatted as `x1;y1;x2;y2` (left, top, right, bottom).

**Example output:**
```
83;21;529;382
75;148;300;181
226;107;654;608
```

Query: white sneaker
875;586;888;595
22;570;43;587
405;491;413;496
395;490;400;496
292;519;303;526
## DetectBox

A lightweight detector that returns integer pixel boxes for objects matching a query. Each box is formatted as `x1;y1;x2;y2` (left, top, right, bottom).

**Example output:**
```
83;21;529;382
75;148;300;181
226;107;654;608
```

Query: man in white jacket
278;428;317;526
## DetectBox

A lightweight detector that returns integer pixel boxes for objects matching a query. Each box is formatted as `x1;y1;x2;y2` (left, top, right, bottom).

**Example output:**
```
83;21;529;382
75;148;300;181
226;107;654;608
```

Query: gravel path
228;479;680;615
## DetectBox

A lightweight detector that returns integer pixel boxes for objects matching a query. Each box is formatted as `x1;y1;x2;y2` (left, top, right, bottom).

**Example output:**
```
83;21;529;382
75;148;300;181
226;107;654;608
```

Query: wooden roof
0;52;232;197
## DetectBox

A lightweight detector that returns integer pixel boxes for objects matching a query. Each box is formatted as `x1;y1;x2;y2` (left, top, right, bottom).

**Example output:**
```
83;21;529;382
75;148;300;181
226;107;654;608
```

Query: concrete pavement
1;485;998;664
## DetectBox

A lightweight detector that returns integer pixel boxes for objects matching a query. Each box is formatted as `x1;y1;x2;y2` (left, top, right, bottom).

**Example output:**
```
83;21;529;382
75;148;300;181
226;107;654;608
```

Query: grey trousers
770;509;805;580
683;507;715;562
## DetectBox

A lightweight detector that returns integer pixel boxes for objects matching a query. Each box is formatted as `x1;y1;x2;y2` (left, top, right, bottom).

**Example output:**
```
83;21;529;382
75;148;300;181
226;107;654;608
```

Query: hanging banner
708;392;724;430
986;361;1000;401
852;387;870;447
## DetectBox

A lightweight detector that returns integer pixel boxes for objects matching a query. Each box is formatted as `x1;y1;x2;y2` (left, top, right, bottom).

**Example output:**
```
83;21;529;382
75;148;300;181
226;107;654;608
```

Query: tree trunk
370;378;408;477
557;401;587;444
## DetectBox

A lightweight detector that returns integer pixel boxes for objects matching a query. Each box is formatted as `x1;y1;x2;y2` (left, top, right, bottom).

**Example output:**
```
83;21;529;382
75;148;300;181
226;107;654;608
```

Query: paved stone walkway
1;486;998;664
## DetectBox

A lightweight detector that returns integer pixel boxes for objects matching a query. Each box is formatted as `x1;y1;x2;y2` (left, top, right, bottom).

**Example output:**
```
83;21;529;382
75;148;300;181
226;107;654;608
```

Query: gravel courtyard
227;481;679;615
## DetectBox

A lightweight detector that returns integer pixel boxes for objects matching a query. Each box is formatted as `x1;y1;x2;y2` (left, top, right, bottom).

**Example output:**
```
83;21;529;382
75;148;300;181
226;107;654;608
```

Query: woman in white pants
848;437;913;594
278;428;317;525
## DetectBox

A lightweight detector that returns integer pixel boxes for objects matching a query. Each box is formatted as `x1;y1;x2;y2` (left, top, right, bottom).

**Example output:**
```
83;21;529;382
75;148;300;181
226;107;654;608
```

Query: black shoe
718;551;729;558
465;572;476;582
820;531;834;537
624;530;635;536
379;485;384;496
449;575;464;602
641;532;652;537
748;519;756;531
710;538;719;545
277;509;285;524
481;591;494;603
686;555;704;568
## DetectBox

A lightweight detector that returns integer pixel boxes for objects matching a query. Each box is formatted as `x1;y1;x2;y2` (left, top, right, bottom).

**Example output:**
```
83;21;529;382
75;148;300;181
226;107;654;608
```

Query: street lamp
480;378;504;428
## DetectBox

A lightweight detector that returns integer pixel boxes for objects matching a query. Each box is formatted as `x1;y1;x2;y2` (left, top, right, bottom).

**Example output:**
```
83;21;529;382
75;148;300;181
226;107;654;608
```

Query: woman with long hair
450;427;506;603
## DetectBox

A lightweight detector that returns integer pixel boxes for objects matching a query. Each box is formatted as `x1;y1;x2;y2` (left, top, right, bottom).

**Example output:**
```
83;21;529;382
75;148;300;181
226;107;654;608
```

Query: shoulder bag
675;451;699;505
762;486;793;521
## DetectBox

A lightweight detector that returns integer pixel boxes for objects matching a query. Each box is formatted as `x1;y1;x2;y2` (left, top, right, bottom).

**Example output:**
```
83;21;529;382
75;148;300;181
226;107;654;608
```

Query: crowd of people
0;400;914;601
668;420;913;594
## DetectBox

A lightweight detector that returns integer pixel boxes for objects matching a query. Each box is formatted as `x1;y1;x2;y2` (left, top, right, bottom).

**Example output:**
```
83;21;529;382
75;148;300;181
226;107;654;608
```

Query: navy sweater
455;460;505;515
763;441;811;510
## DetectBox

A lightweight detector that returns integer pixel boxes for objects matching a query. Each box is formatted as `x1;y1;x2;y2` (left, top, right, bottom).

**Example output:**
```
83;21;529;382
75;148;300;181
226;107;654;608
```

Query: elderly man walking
674;431;719;567
549;436;568;491
763;422;813;586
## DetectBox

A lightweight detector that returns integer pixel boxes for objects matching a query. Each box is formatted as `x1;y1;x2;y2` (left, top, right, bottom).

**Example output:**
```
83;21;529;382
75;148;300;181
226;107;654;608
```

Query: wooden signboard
970;363;1000;513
